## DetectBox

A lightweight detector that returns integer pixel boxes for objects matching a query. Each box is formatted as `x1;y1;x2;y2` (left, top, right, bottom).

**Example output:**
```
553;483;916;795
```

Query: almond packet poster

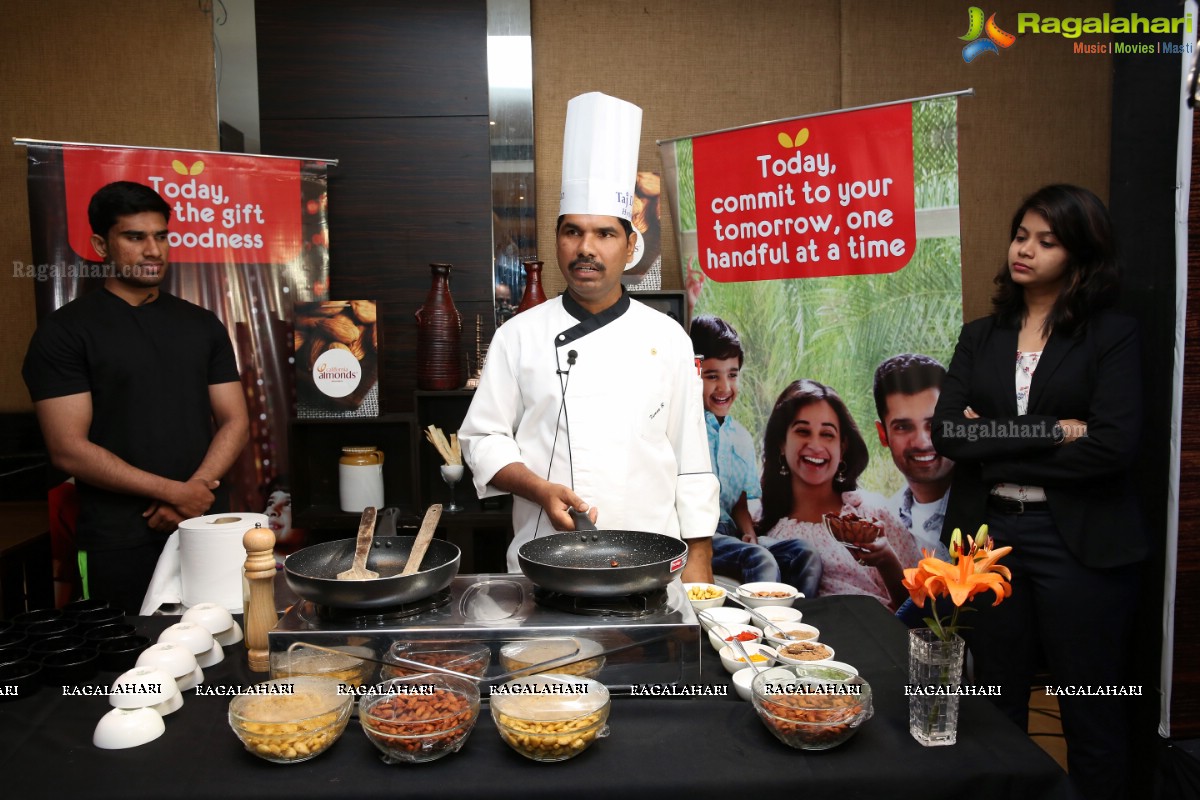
294;300;380;418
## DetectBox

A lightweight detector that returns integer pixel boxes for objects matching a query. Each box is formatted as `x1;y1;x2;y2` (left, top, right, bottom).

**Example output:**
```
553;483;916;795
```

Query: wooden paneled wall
255;0;495;414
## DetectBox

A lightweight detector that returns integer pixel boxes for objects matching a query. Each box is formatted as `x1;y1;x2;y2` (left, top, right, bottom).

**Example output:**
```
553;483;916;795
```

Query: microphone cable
534;348;578;537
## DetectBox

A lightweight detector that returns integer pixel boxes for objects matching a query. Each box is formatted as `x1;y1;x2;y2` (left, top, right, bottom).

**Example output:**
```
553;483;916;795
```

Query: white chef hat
559;92;642;221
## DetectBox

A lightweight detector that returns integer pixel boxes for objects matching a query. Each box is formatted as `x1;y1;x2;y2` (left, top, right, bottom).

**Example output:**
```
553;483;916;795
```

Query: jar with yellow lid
338;446;384;512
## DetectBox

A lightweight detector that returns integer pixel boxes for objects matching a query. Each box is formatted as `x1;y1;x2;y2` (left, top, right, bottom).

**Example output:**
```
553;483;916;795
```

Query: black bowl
0;630;28;651
0;661;41;701
0;648;30;669
29;635;88;657
74;607;126;629
41;648;99;684
62;599;111;616
24;619;78;640
84;623;137;643
11;608;62;628
97;635;152;673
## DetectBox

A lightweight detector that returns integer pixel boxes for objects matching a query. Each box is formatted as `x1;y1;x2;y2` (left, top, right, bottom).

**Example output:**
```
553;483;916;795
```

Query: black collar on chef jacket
554;286;631;348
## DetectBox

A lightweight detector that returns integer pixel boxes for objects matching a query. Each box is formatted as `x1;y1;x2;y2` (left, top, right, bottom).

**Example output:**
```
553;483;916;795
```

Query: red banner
693;103;915;282
62;147;303;265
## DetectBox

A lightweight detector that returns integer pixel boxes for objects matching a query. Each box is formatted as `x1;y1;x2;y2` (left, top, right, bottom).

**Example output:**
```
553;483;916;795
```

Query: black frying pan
517;510;688;597
284;535;461;609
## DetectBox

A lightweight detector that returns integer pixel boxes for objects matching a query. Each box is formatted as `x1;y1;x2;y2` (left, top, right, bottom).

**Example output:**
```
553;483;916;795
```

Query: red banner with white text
692;103;916;282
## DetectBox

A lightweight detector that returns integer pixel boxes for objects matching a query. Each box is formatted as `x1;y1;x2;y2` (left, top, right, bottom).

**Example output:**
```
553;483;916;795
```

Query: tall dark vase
515;259;548;314
415;263;464;390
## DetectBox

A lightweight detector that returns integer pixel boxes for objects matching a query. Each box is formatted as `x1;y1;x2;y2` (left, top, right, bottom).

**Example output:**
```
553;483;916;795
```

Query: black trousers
83;539;166;615
965;507;1141;800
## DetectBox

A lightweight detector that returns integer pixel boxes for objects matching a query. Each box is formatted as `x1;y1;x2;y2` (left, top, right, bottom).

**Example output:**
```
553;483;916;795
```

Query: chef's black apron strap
556;288;631;348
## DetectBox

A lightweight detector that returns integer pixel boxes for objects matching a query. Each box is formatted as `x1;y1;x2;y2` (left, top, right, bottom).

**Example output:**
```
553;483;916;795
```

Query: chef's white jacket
459;291;719;571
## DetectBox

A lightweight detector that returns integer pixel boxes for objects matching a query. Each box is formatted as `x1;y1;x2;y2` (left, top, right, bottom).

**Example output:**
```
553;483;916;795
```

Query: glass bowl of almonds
381;640;491;680
750;664;872;751
490;674;611;762
228;676;353;763
359;674;481;764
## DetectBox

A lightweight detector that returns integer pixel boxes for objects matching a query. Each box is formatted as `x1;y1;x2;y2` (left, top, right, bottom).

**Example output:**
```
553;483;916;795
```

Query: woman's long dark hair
757;380;869;535
991;184;1119;337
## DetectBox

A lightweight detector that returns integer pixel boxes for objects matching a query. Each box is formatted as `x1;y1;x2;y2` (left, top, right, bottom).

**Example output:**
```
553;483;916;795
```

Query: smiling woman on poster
757;379;921;610
931;184;1145;800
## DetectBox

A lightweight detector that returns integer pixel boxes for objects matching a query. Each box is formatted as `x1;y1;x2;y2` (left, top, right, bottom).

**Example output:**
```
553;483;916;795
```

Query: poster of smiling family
658;92;966;610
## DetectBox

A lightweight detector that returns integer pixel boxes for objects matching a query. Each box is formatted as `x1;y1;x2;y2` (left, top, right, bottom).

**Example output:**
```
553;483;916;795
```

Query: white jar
338;446;384;512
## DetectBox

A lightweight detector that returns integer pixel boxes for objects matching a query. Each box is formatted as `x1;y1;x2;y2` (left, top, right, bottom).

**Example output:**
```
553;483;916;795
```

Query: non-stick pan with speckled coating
285;535;460;610
517;510;688;597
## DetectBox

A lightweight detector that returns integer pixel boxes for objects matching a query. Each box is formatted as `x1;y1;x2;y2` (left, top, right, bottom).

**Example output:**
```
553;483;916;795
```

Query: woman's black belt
987;495;1051;514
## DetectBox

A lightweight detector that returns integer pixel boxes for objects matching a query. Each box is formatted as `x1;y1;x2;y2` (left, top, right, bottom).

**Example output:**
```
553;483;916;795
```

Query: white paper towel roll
177;513;268;612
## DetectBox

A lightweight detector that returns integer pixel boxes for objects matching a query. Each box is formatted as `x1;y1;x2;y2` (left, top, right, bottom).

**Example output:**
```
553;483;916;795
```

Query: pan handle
567;507;598;532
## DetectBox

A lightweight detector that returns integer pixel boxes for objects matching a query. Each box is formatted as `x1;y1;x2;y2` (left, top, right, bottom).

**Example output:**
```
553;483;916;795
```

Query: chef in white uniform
460;92;719;582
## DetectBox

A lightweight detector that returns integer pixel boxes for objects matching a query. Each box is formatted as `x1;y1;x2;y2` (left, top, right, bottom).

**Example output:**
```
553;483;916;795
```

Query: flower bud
974;524;990;551
949;528;963;559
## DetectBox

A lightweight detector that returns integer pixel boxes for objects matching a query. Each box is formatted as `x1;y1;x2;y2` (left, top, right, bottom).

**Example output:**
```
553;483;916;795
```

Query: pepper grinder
242;525;278;673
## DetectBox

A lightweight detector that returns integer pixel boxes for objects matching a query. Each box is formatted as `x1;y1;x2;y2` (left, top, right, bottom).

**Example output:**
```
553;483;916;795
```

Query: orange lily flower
903;525;1013;641
902;553;944;608
916;551;1012;606
906;546;1013;608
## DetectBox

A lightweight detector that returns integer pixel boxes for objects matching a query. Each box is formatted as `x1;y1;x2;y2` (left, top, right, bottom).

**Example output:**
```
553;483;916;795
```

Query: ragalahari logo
960;7;1017;62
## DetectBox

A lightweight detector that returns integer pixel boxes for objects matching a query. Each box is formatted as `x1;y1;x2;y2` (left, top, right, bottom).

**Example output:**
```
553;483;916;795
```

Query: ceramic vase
515;259;547;314
415;263;464;390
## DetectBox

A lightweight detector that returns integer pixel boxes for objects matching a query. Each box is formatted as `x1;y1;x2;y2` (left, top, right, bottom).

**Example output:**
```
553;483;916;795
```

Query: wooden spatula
401;504;443;576
337;506;380;580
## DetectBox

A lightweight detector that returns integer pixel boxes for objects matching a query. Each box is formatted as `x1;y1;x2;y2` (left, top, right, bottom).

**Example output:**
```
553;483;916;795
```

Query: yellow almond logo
777;129;810;149
171;159;205;175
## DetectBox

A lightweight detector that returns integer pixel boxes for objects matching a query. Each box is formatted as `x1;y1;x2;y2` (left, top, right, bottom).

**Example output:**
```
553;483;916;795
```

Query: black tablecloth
0;596;1071;800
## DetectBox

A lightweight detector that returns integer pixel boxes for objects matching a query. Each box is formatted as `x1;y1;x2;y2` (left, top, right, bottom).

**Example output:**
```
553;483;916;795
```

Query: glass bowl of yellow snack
490;674;610;762
228;676;353;763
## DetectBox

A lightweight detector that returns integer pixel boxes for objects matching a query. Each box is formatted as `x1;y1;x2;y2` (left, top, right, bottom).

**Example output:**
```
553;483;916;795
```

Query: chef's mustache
569;257;603;271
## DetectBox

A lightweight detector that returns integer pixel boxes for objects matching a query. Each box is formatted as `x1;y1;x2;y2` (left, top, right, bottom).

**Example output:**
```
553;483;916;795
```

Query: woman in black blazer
932;185;1144;800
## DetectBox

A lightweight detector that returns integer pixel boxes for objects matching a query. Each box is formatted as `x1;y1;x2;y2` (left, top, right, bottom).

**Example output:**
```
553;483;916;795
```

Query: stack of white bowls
136;643;201;694
93;666;181;749
182;603;243;647
159;622;221;669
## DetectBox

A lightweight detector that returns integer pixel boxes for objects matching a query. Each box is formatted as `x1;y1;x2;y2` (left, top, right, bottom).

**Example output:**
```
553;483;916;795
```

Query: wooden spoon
337;506;380;580
401;504;443;576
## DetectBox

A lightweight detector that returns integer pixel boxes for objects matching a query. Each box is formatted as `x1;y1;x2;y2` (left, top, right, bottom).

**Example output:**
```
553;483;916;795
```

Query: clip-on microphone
556;349;578;375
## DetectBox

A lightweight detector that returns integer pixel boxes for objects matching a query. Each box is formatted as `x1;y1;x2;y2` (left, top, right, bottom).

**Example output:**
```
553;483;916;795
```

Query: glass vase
415;263;464;390
907;628;965;746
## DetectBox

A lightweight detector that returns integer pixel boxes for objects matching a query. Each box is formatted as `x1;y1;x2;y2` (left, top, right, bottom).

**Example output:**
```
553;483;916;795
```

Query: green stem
920;601;962;738
945;605;960;641
921;628;960;734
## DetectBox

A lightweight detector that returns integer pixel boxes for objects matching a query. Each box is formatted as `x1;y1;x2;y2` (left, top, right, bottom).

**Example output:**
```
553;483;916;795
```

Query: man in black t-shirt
22;181;249;613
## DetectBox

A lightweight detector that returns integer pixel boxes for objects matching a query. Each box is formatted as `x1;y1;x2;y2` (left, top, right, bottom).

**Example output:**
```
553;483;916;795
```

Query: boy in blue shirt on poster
690;315;821;595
